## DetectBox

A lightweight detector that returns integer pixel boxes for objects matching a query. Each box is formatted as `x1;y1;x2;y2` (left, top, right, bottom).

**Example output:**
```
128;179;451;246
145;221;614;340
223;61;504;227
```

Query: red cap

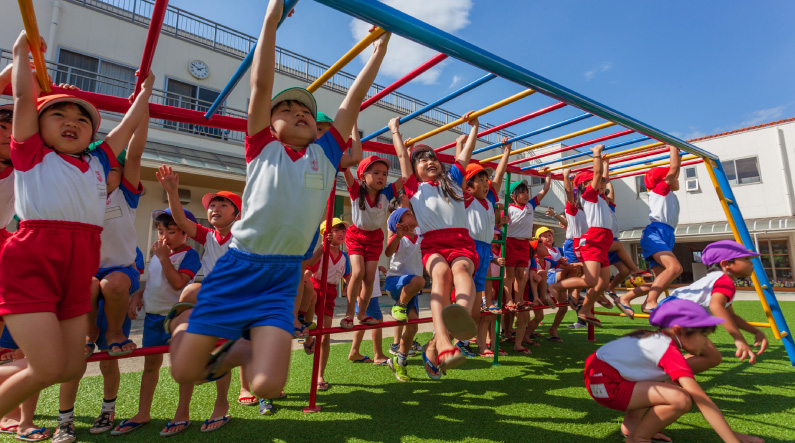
356;155;390;180
644;166;669;190
573;171;594;187
36;94;101;134
202;191;242;213
464;163;494;181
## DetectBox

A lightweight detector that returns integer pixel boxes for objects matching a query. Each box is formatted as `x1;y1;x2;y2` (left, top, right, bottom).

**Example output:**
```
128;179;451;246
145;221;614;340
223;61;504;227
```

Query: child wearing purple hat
662;240;768;370
584;299;764;443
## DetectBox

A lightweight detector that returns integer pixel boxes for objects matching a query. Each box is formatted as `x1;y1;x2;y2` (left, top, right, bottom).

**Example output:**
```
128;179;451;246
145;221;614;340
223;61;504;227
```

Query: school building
2;1;792;289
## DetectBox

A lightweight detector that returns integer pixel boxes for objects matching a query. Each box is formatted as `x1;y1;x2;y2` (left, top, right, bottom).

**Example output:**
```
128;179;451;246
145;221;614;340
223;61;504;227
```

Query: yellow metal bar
704;161;783;340
17;0;51;93
306;27;387;93
546;141;665;172
406;89;535;146
607;155;698;176
595;311;650;319
480;121;615;163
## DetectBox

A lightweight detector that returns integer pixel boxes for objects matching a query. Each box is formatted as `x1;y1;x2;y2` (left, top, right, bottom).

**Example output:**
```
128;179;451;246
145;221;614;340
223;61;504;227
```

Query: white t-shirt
595;333;694;382
564;201;587;240
386;229;423;277
465;184;498;244
191;224;233;275
348;181;396;231
648;181;679;228
403;164;467;234
669;271;736;308
143;246;201;315
580;185;613;229
308;250;350;286
99;179;142;269
506;197;540;239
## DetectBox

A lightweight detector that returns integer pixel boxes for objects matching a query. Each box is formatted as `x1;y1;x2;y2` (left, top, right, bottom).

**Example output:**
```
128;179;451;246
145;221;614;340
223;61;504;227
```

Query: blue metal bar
711;161;795;366
472;114;592;155
526;136;651;170
609;151;685;172
362;73;497;142
204;0;300;120
312;0;718;162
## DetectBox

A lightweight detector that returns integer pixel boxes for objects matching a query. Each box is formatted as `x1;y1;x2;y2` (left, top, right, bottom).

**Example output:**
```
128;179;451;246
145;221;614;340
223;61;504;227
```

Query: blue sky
171;0;795;145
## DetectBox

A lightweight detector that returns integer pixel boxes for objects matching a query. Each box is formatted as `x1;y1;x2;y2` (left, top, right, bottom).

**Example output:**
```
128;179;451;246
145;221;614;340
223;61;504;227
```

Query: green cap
316;111;334;123
271;87;317;120
509;180;528;195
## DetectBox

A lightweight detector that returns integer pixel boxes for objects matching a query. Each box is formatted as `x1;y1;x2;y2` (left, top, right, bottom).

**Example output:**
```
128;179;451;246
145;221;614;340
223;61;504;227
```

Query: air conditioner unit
685;178;699;192
162;188;191;204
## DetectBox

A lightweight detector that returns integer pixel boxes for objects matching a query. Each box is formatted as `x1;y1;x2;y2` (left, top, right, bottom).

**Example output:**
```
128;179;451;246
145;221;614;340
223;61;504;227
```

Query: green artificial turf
32;301;795;442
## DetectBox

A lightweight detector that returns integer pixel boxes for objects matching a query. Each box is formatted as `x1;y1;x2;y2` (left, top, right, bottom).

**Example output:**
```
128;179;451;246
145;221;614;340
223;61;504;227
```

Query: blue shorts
385;275;421;315
546;270;558;285
640;222;676;269
608;237;621;265
187;248;302;339
96;299;132;351
95;265;141;295
355;296;383;321
142;313;171;347
473;240;492;292
563;239;579;264
0;327;16;350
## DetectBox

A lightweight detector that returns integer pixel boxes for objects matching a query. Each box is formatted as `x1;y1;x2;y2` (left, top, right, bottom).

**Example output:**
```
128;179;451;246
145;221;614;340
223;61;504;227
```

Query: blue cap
388;208;409;233
151;207;197;224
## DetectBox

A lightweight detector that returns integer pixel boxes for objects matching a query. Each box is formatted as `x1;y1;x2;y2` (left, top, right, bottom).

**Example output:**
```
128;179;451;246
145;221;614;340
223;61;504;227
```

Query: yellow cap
319;217;349;235
535;226;553;238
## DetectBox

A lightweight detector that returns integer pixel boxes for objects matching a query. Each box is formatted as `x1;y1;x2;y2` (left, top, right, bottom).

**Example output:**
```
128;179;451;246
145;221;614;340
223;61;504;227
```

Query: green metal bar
491;172;511;366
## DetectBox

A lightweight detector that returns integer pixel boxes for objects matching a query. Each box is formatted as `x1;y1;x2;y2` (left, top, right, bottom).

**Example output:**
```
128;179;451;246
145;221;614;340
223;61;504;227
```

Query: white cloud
584;62;613;81
684;127;706;140
449;75;462;89
350;0;473;85
739;106;786;127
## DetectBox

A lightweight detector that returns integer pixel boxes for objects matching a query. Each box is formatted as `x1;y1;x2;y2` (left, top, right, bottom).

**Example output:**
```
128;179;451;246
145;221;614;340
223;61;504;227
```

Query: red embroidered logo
377;203;382;209
311;159;319;171
95;171;103;182
106;196;111;205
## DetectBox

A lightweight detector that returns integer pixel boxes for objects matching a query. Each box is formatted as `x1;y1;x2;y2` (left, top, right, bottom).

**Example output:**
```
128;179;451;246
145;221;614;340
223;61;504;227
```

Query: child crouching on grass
585;299;763;443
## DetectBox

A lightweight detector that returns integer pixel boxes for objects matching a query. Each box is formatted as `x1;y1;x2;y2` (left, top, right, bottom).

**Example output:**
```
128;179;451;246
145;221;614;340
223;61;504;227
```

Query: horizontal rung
491;240;505;244
485;276;503;281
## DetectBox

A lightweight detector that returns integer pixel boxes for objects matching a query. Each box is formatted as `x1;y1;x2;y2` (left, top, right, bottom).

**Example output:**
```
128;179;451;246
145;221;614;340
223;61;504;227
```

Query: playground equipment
11;0;794;416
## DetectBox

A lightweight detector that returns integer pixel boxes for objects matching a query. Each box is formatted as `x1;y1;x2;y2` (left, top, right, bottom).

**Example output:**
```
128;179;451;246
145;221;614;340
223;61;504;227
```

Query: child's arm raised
535;168;552;202
0;64;12;97
492;137;512;192
122;107;148;187
665;145;682;188
247;0;285;136
390;117;412;183
605;179;615;204
104;73;154;157
333;32;390;143
677;377;746;443
590;144;605;191
11;31;45;142
155;165;198;239
456;111;479;168
709;294;761;364
340;124;364;170
563;168;575;205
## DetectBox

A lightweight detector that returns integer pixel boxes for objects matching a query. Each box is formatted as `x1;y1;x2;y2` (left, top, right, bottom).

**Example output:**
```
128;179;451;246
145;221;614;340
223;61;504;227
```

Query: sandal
200;415;230;433
340;316;354;329
422;351;442;380
89;410;114;434
84;343;95;360
317;381;330;391
0;424;18;435
303;336;316;355
514;348;532;355
237;395;258;406
110;419;148;436
16;427;50;442
479;350;494;357
159;420;190;437
441;304;477;341
578;314;603;328
293;324;308;339
163;302;195;334
437;348;466;372
107;339;135;357
487;305;502;315
359;316;379;326
203;340;236;383
547;335;563;342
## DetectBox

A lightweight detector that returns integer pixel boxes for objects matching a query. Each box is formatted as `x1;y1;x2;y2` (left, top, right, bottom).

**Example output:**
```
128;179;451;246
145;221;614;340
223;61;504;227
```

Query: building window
530;176;544;186
635;175;648;199
759;239;793;286
55;48;135;98
684;166;700;192
164;78;224;139
721;156;761;186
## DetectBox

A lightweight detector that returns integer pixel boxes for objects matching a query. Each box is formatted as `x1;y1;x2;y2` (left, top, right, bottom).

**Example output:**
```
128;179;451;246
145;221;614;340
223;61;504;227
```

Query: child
349;268;389;364
620;146;683;313
516;239;550;354
584;299;763;443
503;169;551;313
663;240;769;370
534;226;570;342
169;1;388;400
341;153;402;328
390;113;479;374
384;207;425;381
0;31;153;420
113;209;202;436
0;101;14;244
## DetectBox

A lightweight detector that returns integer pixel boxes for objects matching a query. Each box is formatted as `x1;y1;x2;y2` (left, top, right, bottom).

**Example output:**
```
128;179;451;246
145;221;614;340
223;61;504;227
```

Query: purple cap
701;240;761;266
649;299;724;328
151;207;198;224
388;208;409;233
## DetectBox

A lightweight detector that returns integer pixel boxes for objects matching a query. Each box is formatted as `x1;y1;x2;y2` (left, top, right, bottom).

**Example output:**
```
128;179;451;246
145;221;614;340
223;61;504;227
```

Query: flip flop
110;420;148;436
441;304;477;341
547;336;563;342
204;340;236;383
317;381;330;391
84;343;95;360
616;302;636;319
350;355;373;363
578;314;603;328
200;415;230;433
293;324;308;338
107;339;135;357
303;336;316;355
359;316;379;326
14;427;49;442
479;350;494;357
0;348;16;365
340;316;354;329
623;432;672;443
437;348;466;372
421;351;442;380
160;420;191;437
514;348;532;355
237;396;257;406
0;424;18;434
373;359;389;366
163;302;195;334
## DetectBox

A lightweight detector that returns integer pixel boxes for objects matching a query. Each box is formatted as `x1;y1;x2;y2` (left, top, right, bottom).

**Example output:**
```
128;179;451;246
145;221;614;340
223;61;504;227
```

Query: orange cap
36;94;100;134
202;191;242;213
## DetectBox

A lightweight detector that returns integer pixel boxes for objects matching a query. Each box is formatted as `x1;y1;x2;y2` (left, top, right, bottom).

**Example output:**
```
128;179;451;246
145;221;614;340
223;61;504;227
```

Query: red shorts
505;237;530;268
579;228;613;267
584;353;635;411
311;278;338;318
0;220;102;320
345;225;384;261
420;228;478;272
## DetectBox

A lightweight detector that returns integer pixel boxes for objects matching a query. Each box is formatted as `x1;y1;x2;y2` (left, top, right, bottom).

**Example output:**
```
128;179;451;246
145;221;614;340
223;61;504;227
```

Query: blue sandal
110;419;148;436
159;420;190;437
14;427;49;442
200;415;230;433
107;339;135;357
203;340;236;383
422;351;442;380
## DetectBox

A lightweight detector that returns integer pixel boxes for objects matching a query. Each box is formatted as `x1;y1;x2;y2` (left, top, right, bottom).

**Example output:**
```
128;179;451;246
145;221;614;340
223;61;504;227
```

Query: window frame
721;155;762;187
55;46;137;98
635;175;648;199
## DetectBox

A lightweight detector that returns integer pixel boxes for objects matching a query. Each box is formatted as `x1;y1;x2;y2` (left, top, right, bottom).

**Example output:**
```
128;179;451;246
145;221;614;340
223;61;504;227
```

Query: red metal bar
587;324;596;342
304;189;336;414
86;339;226;362
360;53;447;111
572;147;670;173
435;102;567;153
507;129;634;166
133;0;169;99
610;159;704;180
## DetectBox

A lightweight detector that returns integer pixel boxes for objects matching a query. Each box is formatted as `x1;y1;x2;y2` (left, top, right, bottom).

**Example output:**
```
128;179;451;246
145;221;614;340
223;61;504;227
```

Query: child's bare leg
526;309;544;339
0;314;86;418
179;282;202;305
88;279;101;343
503;267;517;308
345;255;367;323
101;272;136;354
201;373;231;431
624;382;692;442
16;391;39;438
573;262;603;315
392;326;403;347
607;262;631;294
371;324;387;363
424;255;455;362
399;311;419;355
548;306;567;338
238;367;253;402
245;326;293;399
514;267;528;307
513;311;530;353
609;240;644;274
165;382;194;434
170;332;226;385
356;261;379;323
349;329;368;362
643;252;682;311
318;315;333;385
117;354;162;427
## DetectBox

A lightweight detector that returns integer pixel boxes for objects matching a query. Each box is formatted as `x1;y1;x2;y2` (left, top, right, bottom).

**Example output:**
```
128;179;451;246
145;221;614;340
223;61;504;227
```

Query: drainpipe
778;128;795;216
46;0;63;62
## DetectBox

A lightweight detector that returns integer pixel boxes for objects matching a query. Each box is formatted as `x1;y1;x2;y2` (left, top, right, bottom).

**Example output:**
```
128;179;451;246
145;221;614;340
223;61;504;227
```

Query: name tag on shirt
305;172;324;190
97;184;107;199
104;206;123;220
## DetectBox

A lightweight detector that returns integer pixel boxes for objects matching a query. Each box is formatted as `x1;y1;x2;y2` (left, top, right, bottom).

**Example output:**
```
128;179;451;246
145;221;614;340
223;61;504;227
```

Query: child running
584;298;763;443
390;113;479;374
169;0;389;400
0;31;153;420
